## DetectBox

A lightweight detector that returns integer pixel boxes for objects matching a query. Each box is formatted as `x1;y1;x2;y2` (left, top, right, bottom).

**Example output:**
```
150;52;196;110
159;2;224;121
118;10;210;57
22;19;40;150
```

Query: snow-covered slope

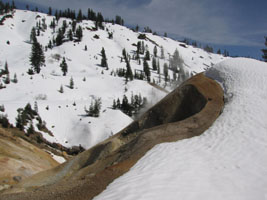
0;10;225;149
94;58;267;200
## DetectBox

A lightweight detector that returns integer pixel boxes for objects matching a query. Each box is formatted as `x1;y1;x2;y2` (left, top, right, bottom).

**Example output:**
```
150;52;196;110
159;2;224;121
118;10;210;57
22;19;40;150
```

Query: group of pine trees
0;61;18;89
112;93;147;117
15;102;46;135
0;0;15;15
47;19;83;48
85;98;102;117
45;6;124;30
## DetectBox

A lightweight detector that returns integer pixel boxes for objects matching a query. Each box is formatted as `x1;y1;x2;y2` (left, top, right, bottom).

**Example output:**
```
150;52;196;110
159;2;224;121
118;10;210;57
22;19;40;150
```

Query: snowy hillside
94;58;267;200
0;9;225;149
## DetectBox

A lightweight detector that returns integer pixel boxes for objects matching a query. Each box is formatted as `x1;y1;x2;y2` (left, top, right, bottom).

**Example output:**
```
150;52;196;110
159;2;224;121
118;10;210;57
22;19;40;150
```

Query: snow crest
94;58;267;200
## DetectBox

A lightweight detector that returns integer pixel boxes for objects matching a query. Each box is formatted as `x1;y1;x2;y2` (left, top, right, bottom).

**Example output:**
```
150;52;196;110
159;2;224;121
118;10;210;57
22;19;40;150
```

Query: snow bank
94;58;267;200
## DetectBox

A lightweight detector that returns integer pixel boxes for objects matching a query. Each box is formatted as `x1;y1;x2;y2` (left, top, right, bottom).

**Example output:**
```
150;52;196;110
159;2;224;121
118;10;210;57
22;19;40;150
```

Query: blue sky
3;0;266;59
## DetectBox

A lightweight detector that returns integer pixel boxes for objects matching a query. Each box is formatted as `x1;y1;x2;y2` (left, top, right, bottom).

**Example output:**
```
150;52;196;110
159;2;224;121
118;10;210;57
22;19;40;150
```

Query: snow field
0;10;224;150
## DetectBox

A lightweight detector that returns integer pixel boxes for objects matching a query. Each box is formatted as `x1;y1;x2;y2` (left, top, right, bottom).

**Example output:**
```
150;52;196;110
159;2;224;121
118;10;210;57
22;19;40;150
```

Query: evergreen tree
59;84;64;93
62;20;67;34
160;46;164;59
112;99;117;109
29;38;45;74
72;20;77;32
56;28;64;46
116;98;121;109
152;57;157;71
262;37;267;62
77;9;83;22
100;47;108;69
30;27;37;43
48;7;52;15
15;112;24;131
48;40;52;49
12;73;18;83
170;49;183;73
76;25;83;41
4;61;9;74
125;60;133;81
153;45;157;57
145;50;150;61
60;57;68;76
143;59;150;82
69;77;74;89
96;12;104;29
141;41;145;55
4;74;10;84
157;59;161;74
27;122;34;135
67;29;73;41
34;101;38;113
163;63;168;83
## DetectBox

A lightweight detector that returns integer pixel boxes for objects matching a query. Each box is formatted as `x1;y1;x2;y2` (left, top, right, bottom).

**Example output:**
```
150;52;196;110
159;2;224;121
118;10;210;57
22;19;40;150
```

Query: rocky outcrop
1;73;224;200
0;127;59;191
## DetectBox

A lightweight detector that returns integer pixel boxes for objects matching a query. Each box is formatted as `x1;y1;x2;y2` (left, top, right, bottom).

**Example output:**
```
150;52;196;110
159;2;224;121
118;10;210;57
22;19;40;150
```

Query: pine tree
164;63;168;83
69;77;74;89
12;73;18;83
170;49;183;73
143;59;150;82
160;46;164;59
113;99;119;109
72;20;77;32
56;28;64;46
76;25;83;41
59;85;64;93
145;50;150;61
48;7;52;15
34;101;38;113
67;29;73;41
152;57;157;71
4;61;9;74
112;99;117;109
153;45;157;57
15;112;24;131
30;27;37;43
27;122;34;135
125;60;133;81
48;40;52;49
262;37;267;62
77;9;83;22
29;39;45;74
100;47;108;69
60;57;68;76
4;74;10;84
